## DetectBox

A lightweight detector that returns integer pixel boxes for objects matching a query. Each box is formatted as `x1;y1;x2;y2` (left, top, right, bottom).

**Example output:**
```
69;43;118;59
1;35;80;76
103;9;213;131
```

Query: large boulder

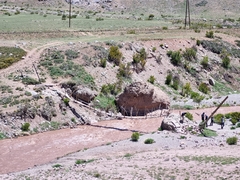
72;87;96;103
161;113;199;134
116;82;170;116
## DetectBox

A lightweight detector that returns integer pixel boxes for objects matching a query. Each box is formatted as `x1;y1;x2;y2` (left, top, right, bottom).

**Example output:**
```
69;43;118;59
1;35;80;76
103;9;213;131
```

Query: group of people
201;112;225;129
201;112;214;127
181;111;225;129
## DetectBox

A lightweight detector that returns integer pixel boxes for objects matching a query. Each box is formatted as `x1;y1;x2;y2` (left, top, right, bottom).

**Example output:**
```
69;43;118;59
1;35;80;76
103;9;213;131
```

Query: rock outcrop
161;113;199;134
72;87;96;103
116;82;170;116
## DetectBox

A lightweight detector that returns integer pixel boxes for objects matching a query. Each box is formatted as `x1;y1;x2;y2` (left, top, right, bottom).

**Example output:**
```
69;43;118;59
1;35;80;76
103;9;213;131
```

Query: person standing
210;117;214;126
205;114;208;127
201;112;205;122
221;117;225;129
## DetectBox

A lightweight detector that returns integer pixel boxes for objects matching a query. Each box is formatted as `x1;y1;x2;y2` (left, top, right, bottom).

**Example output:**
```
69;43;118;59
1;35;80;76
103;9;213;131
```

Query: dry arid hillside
0;0;240;179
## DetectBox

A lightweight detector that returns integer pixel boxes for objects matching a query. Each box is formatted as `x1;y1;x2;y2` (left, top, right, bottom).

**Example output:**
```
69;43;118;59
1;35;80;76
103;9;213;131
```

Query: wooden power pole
69;0;72;28
185;0;191;28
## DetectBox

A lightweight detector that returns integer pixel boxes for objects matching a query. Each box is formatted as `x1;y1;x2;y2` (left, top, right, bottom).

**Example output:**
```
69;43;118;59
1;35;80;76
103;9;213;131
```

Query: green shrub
185;112;193;120
108;46;122;66
237;122;240;128
196;39;201;46
132;48;147;71
148;75;156;84
93;95;116;112
213;114;224;124
152;47;156;52
131;132;140;142
165;74;172;85
62;14;67;20
201;56;209;69
75;159;94;165
21;123;30;131
65;49;79;60
172;78;179;90
198;83;210;94
182;82;192;97
230;126;236;130
167;50;182;66
144;138;155;144
226;137;238;145
206;31;214;38
148;14;154;20
63;98;70;106
52;164;62;168
96;17;104;21
117;63;132;79
100;58;107;68
22;77;39;85
222;55;230;69
229;112;240;125
0;132;7;140
190;91;204;103
101;83;121;96
183;47;197;61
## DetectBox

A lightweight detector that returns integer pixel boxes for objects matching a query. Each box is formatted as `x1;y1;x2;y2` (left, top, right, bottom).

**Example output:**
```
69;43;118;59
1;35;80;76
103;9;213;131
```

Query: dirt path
0;42;62;77
0;106;239;174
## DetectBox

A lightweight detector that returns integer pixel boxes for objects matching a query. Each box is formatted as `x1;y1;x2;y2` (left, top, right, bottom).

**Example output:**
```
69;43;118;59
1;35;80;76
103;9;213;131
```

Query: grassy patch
93;94;116;112
212;81;235;95
178;155;240;165
124;153;133;158
41;50;95;88
0;132;7;140
0;46;26;69
199;128;217;137
75;159;94;165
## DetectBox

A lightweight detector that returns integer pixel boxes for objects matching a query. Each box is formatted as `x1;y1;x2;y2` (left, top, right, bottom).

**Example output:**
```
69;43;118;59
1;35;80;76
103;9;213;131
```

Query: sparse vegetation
226;137;238;145
0;47;26;69
185;112;193;120
75;159;94;165
131;132;140;142
167;50;182;66
108;46;122;66
148;75;156;84
183;47;197;61
206;31;214;38
21;123;30;131
144;138;155;144
198;83;209;94
165;73;172;85
200;56;209;69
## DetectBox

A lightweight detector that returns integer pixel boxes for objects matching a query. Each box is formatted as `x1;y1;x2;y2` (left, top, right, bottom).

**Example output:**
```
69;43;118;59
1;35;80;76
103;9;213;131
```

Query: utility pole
69;0;72;28
185;0;191;28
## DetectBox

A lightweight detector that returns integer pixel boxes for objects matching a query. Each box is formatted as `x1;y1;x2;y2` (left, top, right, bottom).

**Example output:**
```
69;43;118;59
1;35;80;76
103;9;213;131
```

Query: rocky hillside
2;0;240;19
0;30;240;139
